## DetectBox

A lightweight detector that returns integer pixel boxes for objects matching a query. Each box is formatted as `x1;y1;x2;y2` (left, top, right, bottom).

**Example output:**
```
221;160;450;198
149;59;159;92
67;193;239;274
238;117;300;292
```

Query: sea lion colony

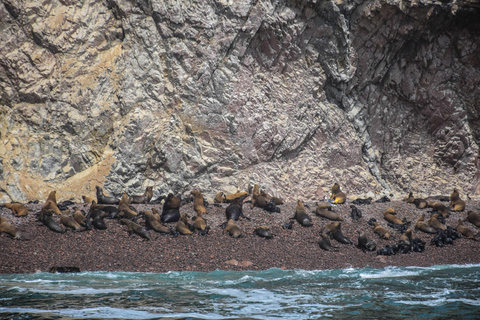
1;184;479;257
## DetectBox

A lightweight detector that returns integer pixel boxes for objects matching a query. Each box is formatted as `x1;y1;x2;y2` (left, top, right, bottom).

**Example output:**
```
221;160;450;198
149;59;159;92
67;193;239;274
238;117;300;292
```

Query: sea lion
97;204;120;219
357;231;376;252
383;208;405;225
253;225;273;239
192;212;209;235
329;183;346;204
467;211;480;228
129;186;153;204
0;217;22;239
176;213;193;235
120;218;151;240
118;194;138;220
92;211;108;230
351;197;372;205
260;190;284;205
142;210;172;234
415;214;437;234
3;203;28;217
42;200;62;216
404;192;415;203
318;233;334;251
251;184;269;209
191;190;207;215
292;200;313;227
350;205;362;220
373;222;391;240
73;208;88;228
456;219;477;240
214;192;225;203
428;213;446;231
450;188;465;212
161;193;181;223
95;186;119;205
314;203;343;221
264;198;281;213
40;210;64;233
331;223;352;244
224;191;250;203
60;210;83;231
46;190;58;204
319;221;341;235
82;195;95;204
399;229;413;246
431;202;450;218
225;197;249;221
223;219;242;238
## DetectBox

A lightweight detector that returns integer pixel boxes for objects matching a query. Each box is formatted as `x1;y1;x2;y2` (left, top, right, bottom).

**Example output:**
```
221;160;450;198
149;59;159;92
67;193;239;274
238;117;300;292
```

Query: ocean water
0;265;479;319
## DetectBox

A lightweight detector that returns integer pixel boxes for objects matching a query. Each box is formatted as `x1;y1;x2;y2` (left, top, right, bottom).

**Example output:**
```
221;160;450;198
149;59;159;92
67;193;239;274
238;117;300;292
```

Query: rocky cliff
1;0;479;202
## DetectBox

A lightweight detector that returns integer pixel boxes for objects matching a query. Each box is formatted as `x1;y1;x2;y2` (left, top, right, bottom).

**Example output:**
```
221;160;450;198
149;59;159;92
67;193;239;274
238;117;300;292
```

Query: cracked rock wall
1;0;479;202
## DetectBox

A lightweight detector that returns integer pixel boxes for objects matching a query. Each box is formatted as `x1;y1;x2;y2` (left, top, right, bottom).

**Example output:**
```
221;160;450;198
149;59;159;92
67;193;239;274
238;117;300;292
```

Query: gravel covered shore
1;198;480;274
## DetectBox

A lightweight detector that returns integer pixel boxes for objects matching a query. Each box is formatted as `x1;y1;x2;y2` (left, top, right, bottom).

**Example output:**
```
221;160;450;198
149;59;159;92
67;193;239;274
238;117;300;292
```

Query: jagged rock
0;0;479;202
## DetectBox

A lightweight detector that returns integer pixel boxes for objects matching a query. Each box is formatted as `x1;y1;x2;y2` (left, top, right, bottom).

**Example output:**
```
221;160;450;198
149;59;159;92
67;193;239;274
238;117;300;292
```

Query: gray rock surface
0;0;479;202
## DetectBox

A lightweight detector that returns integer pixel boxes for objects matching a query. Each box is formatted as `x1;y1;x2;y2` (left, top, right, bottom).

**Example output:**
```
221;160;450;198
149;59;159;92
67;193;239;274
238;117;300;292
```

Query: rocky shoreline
1;198;480;274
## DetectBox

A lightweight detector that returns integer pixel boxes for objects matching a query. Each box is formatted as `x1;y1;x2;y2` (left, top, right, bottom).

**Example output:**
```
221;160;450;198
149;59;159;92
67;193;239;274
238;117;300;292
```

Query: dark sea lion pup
253;225;273;239
350;205;362;220
3;203;29;217
292;200;313;227
96;186;120;205
161;193;181;223
129;186;153;204
318;233;335;251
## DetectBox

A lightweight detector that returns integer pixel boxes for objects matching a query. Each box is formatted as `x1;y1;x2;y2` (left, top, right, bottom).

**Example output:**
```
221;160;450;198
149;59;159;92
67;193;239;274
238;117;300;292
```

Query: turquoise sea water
0;264;479;319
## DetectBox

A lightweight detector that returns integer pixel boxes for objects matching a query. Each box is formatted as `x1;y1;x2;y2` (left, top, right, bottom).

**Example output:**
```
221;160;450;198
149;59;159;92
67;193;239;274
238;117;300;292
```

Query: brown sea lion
383;208;405;225
415;214;437;234
431;202;450;218
329;183;346;204
82;195;95;204
428;213;446;231
314;202;343;221
46;190;58;204
253;225;273;239
129;186;153;204
191;190;207;215
214;192;225;203
41;200;62;216
224;191;249;203
96;186;119;205
292;200;313;227
450;188;465;212
60;210;83;231
143;210;171;234
118;194;138;219
176;213;193;235
0;217;22;239
120;218;151;240
251;184;269;209
223;219;242;238
319;221;341;235
456;219;477;240
399;229;413;245
467;211;480;228
373;222;391;240
193;212;209;234
357;231;376;252
404;192;415;203
3;203;28;217
73;208;87;227
259;190;284;205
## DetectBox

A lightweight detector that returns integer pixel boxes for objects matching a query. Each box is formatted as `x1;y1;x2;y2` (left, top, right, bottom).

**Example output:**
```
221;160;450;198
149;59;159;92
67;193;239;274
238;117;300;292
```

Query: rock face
0;0;479;202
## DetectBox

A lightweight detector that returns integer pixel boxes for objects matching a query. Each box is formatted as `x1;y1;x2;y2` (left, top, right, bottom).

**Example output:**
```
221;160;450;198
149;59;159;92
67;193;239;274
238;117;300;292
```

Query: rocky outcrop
1;0;479;202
